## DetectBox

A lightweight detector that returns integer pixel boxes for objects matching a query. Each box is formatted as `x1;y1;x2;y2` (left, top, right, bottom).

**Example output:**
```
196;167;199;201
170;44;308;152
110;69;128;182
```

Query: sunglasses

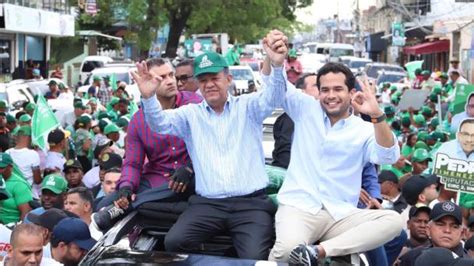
176;75;193;83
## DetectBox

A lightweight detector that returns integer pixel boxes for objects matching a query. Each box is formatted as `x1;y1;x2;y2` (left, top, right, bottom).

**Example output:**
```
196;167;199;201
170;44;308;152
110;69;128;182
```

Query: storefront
403;39;450;71
0;3;74;81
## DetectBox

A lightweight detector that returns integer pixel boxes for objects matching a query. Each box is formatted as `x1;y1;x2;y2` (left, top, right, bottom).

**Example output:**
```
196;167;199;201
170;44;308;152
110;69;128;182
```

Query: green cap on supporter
421;106;432;116
193;51;229;77
288;49;297;58
384;105;396;115
19;114;31;123
104;123;120;135
412;148;431;162
77;115;92;126
41;174;68;194
25;102;36;112
93;75;102;82
414;140;429;150
417;131;429;142
421;70;430;76
6;114;15;124
74;101;86;109
0;100;8;109
17;126;31;136
0;153;13;168
413;114;426;126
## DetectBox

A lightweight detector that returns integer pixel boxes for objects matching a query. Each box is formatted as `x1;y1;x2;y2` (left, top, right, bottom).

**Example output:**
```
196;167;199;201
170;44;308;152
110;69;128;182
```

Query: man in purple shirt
94;58;202;230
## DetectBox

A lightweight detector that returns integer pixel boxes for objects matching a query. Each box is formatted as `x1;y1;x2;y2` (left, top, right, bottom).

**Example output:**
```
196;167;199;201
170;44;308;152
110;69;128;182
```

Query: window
81;61;105;72
0;39;12;75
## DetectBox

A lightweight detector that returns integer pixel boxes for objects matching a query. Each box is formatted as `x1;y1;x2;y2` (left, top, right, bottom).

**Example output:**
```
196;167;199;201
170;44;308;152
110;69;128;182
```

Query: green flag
110;73;118;91
452;84;474;115
405;60;423;80
129;100;139;116
32;95;60;150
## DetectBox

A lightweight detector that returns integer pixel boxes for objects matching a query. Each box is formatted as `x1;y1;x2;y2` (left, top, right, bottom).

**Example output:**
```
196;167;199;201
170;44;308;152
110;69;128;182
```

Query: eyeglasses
176;75;193;83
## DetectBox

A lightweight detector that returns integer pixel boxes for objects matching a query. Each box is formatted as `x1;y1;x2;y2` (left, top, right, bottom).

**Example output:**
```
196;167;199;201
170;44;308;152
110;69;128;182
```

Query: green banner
452;84;474;115
32;95;60;150
433;153;474;193
392;22;406;46
405;60;423;80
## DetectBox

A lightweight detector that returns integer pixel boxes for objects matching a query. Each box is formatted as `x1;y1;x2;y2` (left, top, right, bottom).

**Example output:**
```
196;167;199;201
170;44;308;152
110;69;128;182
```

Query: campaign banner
434;153;474;193
398;89;430;111
452;84;474;115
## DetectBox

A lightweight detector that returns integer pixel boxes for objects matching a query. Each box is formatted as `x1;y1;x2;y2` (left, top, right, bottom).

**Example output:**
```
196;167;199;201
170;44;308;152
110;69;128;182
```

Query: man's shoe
93;205;125;232
288;244;318;266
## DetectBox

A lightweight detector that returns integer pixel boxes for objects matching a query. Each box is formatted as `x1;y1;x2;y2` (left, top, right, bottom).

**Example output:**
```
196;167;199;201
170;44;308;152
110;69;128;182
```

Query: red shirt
285;59;303;85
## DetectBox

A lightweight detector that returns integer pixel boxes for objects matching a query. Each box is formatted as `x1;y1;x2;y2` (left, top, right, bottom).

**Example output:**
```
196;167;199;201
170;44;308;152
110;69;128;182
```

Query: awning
77;30;122;41
403;40;449;55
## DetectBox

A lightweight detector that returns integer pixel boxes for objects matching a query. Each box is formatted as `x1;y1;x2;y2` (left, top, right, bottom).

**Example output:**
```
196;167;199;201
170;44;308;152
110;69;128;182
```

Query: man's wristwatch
370;113;387;124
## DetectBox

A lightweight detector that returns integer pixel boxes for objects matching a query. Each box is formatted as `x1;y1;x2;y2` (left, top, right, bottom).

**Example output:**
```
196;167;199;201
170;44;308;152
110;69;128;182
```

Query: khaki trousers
268;204;403;262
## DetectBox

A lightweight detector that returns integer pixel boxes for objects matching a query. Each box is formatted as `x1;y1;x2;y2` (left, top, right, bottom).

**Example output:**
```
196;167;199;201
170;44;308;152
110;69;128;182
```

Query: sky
295;0;377;24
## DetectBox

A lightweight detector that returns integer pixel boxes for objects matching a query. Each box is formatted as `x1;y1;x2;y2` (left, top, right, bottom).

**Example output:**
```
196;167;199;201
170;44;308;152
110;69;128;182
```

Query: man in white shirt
5;126;41;198
45;129;68;173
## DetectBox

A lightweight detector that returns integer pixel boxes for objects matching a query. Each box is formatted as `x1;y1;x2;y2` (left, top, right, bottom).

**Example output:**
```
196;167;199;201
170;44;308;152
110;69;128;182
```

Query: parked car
229;65;257;94
339;57;372;74
364;63;405;79
79;56;114;85
240;57;263;89
0;82;35;114
77;64;140;103
376;71;407;86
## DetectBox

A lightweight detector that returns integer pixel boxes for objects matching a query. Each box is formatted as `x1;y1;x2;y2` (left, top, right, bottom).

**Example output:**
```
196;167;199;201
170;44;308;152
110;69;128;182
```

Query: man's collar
203;94;231;113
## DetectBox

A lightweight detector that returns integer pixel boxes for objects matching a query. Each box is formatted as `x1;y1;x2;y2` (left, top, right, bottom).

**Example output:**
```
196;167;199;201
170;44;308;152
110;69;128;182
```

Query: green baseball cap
109;97;120;106
0;100;8;109
413;114;426;126
19;114;31;123
417;131;429;142
88;98;98;104
41;174;68;194
116;117;129;128
421;70;430;76
97;111;110;120
429;118;440;128
432;85;442;94
48;80;57;86
93;75;102;81
17;126;31;137
412;148;432;162
0;153;13;168
421;106;432;116
104;123;120;135
429;93;439;103
391;95;400;104
193;51;229;77
430;131;446;142
390;85;398;91
414;140;429;150
6;114;15;124
25;102;36;112
384;105;396;115
288;49;297;58
74;101;86;109
439;72;448;79
401;115;411;126
77;115;92;126
0;175;10;200
58;83;66;90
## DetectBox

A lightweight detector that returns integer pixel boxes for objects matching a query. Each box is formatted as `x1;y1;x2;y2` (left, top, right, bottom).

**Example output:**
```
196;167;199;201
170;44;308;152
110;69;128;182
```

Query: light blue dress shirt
142;67;287;198
269;78;400;221
451;112;470;134
435;139;474;161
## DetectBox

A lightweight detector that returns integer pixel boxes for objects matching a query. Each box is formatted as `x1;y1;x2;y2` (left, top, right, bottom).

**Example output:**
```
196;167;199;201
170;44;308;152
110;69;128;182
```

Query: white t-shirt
83;166;100;189
6;148;41;198
45;151;66;173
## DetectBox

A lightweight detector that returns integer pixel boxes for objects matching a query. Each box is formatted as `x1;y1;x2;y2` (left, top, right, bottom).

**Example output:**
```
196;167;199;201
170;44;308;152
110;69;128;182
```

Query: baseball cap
429;118;440;128
58;83;66;90
402;175;437;205
93;75;102;82
116;117;129;128
412;148;432;163
413;114;426;126
16;126;31;137
77;115;92;127
408;205;431;220
27;208;78;232
19;114;31;123
48;129;66;146
97;111;110;120
109;97;120;107
0;153;13;168
421;70;430;76
104;123;120;135
6;114;15;124
74;101;86;109
0;175;11;200
415;247;474;266
51;217;97;251
384;105;396;115
450;58;460;63
41;174;68;194
48;80;57;86
25;102;36;112
93;138;112;160
378;170;398;184
99;152;123;173
439;72;449;79
414;141;429;150
193;51;228;77
430;201;463;225
32;69;40;76
288;49;297;58
0;100;7;109
421;106;432;116
63;159;83;172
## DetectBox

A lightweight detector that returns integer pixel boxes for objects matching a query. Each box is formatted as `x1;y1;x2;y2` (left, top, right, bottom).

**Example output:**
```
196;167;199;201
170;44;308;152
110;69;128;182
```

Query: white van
79;56;113;85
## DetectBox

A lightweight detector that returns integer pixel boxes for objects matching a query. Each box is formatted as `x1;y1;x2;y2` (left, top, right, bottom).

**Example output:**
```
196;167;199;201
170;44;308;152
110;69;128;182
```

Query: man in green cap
384;105;396;124
18;114;31;126
410;148;431;175
24;102;36;117
420;70;435;91
421;106;433;120
75;115;92;172
134;30;288;259
60;100;86;129
45;80;60;99
104;123;123;157
88;76;102;98
413;114;426;130
0;100;8;113
285;48;302;85
24;174;68;221
439;72;453;94
0;153;33;224
5;126;41;198
5;114;17;133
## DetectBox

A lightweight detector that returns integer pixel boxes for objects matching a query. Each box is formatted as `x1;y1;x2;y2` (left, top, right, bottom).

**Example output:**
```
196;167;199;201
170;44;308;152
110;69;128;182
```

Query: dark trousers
164;190;276;260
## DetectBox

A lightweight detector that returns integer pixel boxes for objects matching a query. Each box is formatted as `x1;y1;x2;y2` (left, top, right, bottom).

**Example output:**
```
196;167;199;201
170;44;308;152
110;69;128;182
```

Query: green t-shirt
0;172;32;224
401;144;413;157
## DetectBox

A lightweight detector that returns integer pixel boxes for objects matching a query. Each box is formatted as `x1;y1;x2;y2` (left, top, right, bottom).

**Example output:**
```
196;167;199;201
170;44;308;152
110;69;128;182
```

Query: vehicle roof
91;66;136;73
348;58;372;62
329;43;354;49
83;55;113;62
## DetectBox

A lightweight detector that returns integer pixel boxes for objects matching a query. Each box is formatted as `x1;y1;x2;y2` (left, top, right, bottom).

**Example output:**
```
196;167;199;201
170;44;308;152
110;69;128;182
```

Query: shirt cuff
141;95;159;111
374;133;400;164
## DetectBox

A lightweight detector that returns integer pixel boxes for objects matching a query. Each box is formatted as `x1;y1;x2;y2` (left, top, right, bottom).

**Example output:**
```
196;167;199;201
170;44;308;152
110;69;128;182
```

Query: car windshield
330;48;353;57
230;69;254;80
84;72;130;85
81;61;105;72
377;73;406;85
349;61;370;69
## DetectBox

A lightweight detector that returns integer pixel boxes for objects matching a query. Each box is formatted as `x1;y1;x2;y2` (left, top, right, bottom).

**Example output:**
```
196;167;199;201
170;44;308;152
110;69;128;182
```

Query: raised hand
262;30;288;67
130;61;162;99
351;77;384;118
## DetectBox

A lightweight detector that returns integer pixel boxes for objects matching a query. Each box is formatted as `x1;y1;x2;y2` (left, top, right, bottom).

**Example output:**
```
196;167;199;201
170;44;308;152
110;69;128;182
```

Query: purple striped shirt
118;91;202;191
